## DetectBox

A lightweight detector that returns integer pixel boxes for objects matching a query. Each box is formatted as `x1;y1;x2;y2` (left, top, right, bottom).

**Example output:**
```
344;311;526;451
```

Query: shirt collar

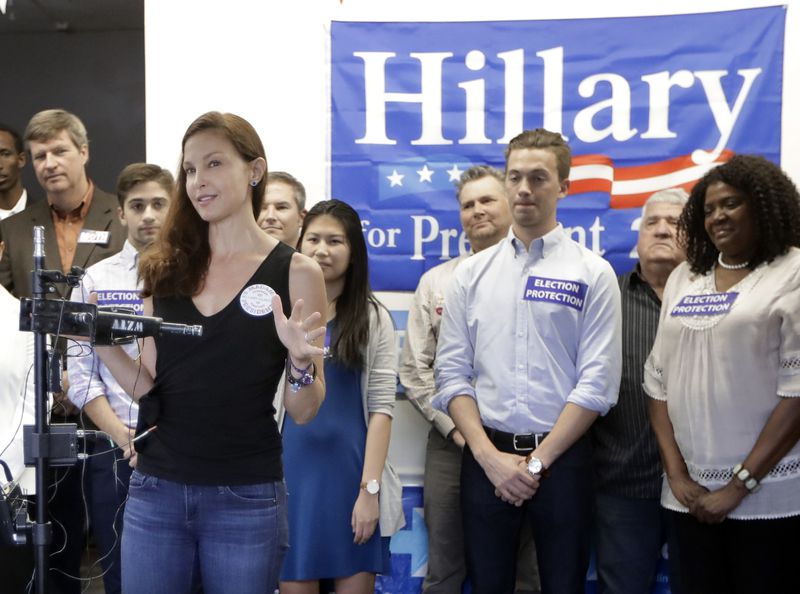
49;180;94;221
629;263;662;303
120;240;139;271
0;189;26;219
630;263;647;287
507;224;565;259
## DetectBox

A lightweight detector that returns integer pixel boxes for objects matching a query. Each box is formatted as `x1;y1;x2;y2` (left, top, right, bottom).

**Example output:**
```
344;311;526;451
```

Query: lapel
22;200;62;273
72;189;116;271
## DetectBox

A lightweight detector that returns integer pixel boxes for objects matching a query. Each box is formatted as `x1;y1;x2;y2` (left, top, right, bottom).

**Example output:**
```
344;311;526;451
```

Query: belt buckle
512;433;534;452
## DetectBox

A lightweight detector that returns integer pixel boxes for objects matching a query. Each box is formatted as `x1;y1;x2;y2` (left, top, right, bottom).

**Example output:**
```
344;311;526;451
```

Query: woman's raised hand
271;295;325;366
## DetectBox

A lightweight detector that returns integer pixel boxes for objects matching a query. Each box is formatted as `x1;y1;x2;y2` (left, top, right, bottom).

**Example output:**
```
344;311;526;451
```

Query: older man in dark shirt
591;188;688;594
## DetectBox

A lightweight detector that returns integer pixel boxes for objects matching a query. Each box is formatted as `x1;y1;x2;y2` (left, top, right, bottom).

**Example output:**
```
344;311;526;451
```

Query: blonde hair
24;109;88;150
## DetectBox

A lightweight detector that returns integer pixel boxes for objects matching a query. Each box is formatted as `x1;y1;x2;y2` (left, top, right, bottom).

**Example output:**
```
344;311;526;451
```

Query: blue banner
330;7;785;290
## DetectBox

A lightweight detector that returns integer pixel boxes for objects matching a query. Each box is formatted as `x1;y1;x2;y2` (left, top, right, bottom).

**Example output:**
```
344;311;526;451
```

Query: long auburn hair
140;112;267;297
298;199;384;370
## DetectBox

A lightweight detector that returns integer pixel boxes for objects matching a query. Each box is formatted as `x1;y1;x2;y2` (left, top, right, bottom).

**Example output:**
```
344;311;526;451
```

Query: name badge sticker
523;276;588;311
240;284;276;317
671;292;738;317
94;289;144;315
78;230;110;245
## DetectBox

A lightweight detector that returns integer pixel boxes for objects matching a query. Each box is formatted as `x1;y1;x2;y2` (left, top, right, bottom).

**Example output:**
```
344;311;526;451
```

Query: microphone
71;306;203;345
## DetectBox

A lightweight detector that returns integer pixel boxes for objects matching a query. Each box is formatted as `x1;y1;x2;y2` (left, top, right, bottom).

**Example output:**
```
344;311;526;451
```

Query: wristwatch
733;463;761;493
361;479;380;495
526;456;544;477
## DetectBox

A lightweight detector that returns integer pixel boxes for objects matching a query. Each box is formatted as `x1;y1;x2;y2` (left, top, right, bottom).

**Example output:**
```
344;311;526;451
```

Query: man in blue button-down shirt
433;129;622;594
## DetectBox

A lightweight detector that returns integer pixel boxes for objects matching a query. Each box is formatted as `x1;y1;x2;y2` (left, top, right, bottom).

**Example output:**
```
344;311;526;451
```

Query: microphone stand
16;226;202;593
30;226;52;594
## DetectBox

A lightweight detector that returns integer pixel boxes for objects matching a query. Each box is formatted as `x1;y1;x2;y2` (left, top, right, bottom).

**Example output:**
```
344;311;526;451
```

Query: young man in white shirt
401;166;539;594
67;163;172;594
434;129;622;594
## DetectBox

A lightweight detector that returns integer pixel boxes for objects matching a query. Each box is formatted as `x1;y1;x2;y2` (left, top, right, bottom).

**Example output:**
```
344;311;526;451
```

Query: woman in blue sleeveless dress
280;199;405;594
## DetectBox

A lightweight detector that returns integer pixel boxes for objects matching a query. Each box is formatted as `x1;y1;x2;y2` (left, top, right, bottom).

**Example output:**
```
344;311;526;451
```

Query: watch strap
733;463;760;493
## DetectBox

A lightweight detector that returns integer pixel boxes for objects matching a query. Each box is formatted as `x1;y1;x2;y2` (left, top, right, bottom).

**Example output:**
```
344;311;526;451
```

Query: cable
0;457;13;483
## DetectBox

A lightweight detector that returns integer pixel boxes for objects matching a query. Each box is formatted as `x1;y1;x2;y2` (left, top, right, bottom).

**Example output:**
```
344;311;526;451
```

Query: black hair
298;199;380;370
678;154;800;274
0;123;24;154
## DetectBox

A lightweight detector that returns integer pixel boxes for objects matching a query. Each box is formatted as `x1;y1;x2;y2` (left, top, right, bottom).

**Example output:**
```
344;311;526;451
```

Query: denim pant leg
195;481;289;594
526;436;593;594
87;438;133;594
461;445;525;594
423;428;466;594
593;493;662;594
121;472;200;594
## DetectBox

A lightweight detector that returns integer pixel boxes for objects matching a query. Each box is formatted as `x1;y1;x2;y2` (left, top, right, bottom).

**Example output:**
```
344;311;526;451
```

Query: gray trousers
423;428;540;594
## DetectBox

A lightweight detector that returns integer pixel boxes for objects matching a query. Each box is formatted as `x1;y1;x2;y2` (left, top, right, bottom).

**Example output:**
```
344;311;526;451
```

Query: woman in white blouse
645;155;800;594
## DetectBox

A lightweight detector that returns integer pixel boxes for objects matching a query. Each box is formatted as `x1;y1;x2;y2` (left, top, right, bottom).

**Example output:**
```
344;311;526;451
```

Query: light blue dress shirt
433;225;621;434
67;240;141;428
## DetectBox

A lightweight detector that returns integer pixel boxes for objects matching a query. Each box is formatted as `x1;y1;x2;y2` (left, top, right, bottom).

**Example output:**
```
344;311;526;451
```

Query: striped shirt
592;267;662;498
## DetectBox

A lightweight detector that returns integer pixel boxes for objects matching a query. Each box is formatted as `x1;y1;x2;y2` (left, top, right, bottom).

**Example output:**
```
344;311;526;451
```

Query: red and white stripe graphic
569;150;735;209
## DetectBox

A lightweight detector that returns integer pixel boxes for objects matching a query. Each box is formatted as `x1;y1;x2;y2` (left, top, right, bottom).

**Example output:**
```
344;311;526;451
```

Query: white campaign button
239;284;276;317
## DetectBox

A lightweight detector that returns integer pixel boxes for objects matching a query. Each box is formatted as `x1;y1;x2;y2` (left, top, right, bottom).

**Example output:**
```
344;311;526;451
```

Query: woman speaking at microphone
645;155;800;593
95;111;327;594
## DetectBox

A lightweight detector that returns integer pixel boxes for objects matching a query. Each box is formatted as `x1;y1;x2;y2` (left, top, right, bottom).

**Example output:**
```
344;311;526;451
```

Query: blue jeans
593;493;663;594
86;437;134;594
121;472;289;594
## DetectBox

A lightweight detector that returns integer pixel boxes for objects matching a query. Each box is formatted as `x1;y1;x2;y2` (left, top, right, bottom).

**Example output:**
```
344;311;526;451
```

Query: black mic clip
19;299;203;345
34;266;86;295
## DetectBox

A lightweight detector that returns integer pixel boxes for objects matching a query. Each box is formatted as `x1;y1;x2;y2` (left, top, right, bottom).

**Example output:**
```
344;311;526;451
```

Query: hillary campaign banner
330;7;785;291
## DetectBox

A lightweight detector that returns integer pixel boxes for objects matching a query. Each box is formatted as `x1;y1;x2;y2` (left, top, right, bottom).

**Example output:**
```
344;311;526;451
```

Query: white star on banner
447;164;463;182
416;165;434;183
387;169;404;187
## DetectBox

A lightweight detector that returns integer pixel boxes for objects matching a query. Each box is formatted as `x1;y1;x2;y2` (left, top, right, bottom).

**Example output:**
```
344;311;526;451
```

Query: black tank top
136;242;293;484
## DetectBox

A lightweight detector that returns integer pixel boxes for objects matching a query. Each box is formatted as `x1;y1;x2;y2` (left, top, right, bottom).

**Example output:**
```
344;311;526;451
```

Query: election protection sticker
95;290;144;315
523;276;588;311
671;292;738;317
240;284;276;317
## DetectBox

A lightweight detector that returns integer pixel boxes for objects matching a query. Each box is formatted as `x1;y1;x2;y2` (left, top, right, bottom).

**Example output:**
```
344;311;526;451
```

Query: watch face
527;457;543;476
366;480;380;495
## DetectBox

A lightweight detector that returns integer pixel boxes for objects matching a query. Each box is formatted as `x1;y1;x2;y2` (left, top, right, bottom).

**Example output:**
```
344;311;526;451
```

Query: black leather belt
484;426;549;453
